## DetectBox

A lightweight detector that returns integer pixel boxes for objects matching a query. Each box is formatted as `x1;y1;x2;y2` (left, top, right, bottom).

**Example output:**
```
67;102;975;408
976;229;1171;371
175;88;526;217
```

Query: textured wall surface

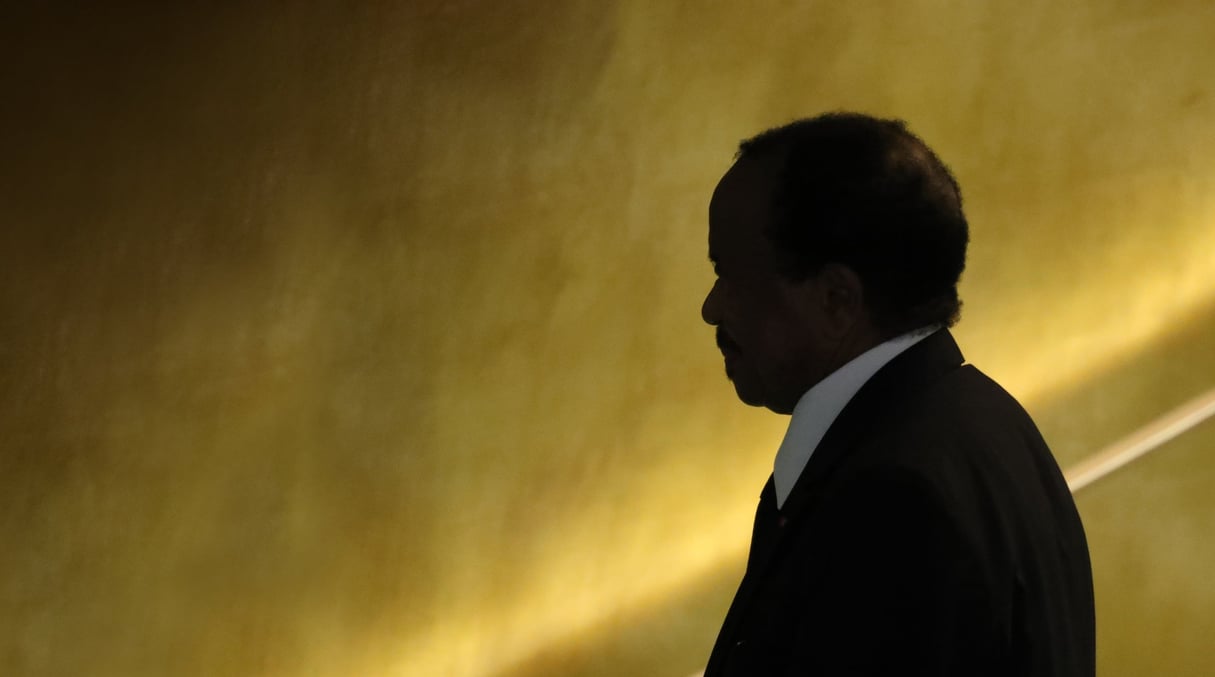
2;2;1213;676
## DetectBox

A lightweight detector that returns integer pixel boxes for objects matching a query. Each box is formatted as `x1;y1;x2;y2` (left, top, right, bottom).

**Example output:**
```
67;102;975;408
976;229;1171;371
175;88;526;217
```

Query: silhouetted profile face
701;155;840;415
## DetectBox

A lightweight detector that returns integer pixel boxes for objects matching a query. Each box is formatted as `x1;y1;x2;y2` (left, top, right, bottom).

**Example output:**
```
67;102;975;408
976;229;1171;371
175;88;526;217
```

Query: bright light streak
1067;387;1215;492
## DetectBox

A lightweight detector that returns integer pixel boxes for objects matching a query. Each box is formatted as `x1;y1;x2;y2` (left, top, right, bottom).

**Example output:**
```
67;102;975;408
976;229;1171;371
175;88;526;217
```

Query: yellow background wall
2;2;1213;675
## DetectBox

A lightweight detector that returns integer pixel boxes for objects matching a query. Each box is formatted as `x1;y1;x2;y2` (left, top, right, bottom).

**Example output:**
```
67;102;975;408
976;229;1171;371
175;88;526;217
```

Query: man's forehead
709;156;776;244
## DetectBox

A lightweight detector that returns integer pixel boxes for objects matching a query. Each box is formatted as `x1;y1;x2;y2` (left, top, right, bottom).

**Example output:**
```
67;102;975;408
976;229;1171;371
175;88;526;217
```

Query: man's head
700;112;969;414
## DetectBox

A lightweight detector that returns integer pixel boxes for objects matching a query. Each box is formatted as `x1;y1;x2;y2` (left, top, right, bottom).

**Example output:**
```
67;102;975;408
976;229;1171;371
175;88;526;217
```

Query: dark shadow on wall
491;292;1215;677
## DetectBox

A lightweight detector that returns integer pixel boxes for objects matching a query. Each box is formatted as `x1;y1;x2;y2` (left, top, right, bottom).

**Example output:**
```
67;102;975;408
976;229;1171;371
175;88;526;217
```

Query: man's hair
738;112;969;337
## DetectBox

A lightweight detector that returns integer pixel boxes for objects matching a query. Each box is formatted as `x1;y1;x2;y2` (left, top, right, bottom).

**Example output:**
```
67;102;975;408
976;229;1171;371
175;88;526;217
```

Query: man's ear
814;263;867;337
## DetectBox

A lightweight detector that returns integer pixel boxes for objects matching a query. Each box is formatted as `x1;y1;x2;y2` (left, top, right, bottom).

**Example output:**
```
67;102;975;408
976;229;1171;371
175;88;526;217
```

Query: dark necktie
703;475;787;676
744;475;782;575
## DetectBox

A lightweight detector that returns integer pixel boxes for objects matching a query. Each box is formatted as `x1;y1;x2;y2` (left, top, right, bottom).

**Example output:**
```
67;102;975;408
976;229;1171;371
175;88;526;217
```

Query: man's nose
701;281;720;326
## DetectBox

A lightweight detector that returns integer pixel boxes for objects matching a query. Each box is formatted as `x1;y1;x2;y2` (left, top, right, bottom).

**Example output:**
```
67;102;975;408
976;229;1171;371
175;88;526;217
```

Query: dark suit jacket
705;330;1095;676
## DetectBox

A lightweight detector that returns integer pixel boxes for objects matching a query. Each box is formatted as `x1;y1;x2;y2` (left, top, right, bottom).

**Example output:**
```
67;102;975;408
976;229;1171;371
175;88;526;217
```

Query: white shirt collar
772;327;938;508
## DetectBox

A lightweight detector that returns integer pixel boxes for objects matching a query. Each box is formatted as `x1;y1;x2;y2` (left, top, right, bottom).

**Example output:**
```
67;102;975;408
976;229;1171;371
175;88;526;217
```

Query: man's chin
731;377;798;414
731;381;767;408
725;358;774;408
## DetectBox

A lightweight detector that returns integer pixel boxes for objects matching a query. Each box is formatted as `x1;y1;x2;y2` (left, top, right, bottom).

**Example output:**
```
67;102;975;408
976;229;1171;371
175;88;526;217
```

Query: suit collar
773;327;936;507
776;327;965;520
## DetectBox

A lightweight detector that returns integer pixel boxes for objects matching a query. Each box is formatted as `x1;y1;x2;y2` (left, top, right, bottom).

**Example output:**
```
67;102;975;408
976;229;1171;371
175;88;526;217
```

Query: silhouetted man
700;113;1095;676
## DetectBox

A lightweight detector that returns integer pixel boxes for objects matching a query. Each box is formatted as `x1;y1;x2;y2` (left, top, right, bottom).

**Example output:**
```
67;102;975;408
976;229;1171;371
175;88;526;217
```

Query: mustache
717;330;739;352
